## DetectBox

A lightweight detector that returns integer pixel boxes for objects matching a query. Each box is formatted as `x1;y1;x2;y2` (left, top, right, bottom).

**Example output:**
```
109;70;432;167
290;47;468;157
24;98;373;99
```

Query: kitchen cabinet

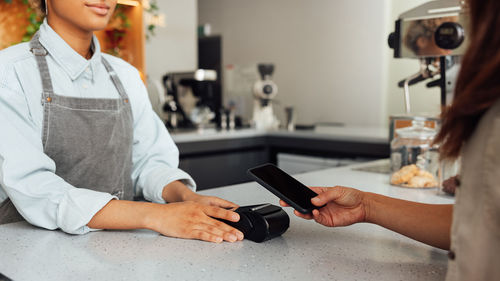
179;148;269;190
173;128;390;190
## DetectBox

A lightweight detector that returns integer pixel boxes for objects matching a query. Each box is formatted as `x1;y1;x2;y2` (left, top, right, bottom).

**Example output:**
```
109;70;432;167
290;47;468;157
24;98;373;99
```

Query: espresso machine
252;64;280;130
388;0;469;112
162;69;219;130
387;0;469;194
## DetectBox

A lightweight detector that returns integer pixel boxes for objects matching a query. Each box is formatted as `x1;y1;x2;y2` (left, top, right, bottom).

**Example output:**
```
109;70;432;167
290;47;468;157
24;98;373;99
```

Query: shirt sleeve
128;71;196;203
0;84;116;234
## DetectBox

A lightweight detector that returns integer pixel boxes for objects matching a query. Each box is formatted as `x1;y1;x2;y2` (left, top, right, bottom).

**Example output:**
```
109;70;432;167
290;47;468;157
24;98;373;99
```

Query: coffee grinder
252;64;280;130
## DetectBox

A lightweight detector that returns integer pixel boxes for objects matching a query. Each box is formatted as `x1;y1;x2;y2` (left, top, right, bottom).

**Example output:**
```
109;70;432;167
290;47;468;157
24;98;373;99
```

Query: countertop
170;126;389;144
0;161;453;281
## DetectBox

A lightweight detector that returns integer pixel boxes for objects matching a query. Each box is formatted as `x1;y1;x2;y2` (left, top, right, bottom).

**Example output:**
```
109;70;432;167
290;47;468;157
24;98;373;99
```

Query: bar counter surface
0;161;454;281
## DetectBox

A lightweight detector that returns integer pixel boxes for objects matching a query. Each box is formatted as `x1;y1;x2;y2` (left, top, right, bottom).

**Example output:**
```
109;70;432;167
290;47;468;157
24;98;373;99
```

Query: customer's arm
281;186;452;250
364;192;452;250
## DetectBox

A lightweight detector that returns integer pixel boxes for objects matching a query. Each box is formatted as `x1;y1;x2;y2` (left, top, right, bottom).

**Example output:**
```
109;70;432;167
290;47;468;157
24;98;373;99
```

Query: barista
0;0;243;243
282;0;500;279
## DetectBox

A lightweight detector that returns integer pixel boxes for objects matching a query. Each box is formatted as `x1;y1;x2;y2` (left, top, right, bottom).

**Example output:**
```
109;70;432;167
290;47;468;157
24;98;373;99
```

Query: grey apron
0;33;134;225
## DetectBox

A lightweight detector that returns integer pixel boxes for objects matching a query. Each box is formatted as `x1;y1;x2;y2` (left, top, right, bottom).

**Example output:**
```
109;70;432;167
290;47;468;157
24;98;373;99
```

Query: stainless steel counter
0;162;453;281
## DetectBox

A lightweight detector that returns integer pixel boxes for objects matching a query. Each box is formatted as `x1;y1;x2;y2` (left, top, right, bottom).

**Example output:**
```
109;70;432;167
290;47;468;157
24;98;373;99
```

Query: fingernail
216;237;223;243
312;197;320;202
236;232;244;240
228;234;237;242
232;214;240;221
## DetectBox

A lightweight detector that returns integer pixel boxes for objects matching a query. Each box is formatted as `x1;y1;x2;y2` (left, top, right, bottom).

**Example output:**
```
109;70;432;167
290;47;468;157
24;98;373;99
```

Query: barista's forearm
87;181;196;231
161;180;197;203
87;199;158;230
364;192;452;250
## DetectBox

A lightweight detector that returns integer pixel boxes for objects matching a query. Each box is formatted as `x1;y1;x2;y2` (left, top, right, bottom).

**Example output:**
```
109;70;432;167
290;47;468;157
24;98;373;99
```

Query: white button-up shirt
0;20;195;234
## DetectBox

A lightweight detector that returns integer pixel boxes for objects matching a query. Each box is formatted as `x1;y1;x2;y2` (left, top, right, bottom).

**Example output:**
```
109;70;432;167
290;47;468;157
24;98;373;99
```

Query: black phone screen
248;164;318;212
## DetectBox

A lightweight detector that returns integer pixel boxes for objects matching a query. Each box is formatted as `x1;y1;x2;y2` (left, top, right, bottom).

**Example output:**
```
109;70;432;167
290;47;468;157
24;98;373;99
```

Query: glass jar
390;118;440;188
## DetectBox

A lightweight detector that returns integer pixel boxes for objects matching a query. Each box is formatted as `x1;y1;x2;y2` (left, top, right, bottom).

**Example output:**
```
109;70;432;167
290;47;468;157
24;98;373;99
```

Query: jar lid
395;118;437;140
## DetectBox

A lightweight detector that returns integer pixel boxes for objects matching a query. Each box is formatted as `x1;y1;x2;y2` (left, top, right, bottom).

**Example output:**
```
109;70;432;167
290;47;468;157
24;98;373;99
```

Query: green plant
144;0;160;41
21;0;43;42
3;0;160;46
113;4;132;29
105;4;131;57
3;0;44;43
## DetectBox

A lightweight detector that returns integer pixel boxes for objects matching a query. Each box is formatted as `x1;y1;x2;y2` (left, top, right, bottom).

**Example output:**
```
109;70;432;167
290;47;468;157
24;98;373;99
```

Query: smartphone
247;163;323;214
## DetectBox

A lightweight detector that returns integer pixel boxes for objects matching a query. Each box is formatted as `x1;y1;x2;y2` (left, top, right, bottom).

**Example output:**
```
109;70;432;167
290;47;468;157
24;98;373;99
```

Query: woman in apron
0;0;243;244
280;0;500;279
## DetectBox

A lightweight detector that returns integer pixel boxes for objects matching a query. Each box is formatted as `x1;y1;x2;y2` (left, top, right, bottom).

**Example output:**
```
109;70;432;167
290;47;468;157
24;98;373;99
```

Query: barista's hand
147;201;244;243
279;186;368;227
162;181;238;210
183;192;239;210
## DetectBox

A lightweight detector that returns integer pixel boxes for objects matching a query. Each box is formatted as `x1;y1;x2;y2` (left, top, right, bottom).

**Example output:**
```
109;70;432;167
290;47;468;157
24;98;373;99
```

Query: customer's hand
279;186;367;227
147;201;244;243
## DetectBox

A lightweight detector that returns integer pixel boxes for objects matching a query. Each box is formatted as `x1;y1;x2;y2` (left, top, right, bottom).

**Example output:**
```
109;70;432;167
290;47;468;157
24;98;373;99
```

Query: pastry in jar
391;164;419;185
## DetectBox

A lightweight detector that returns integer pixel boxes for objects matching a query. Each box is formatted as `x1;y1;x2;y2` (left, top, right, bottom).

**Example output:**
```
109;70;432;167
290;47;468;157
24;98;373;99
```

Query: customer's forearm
363;192;452;250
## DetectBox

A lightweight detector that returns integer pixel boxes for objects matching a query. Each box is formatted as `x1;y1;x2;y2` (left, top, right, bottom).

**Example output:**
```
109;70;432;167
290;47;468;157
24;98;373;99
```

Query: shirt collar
38;19;102;81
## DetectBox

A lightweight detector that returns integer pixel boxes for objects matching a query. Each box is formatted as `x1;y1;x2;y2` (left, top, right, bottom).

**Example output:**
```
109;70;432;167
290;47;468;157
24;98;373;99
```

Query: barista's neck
47;16;93;59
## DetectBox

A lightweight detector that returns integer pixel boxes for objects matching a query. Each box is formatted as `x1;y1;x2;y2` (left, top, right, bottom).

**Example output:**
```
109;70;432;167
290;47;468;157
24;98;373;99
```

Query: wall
198;0;389;127
146;0;197;83
198;0;445;128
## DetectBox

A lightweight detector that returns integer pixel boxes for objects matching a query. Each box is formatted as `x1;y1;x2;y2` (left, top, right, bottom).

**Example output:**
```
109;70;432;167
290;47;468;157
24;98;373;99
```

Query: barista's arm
124;66;197;203
87;181;243;243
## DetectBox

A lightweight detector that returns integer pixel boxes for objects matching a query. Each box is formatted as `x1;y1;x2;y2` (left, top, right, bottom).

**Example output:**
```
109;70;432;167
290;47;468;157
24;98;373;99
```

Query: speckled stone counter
0;163;454;281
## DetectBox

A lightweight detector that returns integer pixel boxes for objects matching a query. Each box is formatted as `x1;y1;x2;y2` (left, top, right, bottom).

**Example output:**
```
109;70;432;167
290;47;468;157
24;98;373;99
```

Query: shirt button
82;84;89;89
448;250;456;260
85;67;91;73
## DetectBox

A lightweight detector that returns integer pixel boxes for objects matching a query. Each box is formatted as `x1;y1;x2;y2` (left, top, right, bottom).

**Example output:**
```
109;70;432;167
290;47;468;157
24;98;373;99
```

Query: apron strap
30;32;129;103
29;32;55;101
101;58;129;101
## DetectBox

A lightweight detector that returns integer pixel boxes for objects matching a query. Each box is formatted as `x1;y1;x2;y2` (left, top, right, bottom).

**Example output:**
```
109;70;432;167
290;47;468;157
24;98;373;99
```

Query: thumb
311;187;343;206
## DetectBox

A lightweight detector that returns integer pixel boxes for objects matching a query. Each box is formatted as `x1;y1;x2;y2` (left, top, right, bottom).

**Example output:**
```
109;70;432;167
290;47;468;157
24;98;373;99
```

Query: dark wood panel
179;149;269;190
177;136;268;156
176;134;390;189
267;136;389;160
